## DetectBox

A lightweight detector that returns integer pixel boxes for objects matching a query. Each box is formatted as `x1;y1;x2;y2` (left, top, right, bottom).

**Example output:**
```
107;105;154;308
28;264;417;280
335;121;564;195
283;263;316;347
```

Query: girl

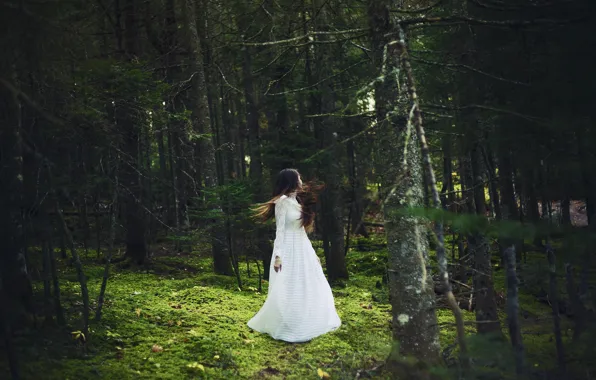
247;169;341;342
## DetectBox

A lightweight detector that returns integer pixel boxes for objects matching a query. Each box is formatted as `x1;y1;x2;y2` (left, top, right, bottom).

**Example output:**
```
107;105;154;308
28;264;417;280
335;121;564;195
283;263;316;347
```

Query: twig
399;15;584;28
266;59;367;96
233;28;367;46
411;56;529;86
423;103;550;125
390;0;445;14
215;64;242;94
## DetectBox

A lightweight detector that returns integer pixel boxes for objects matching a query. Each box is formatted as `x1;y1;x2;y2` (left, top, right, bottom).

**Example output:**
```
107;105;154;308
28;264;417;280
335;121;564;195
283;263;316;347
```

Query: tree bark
0;64;30;380
470;145;501;335
369;0;439;363
497;145;522;260
504;246;524;375
120;0;148;264
182;0;233;275
546;244;566;375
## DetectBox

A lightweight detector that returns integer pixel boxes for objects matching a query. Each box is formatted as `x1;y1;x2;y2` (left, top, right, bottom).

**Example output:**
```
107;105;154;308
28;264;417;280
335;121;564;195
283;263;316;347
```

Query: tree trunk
546;245;566;375
561;197;571;226
497;145;522;260
565;263;587;341
96;166;119;321
0;65;30;380
369;0;439;363
504;246;524;375
470;145;501;335
348;122;370;238
310;1;348;282
482;144;501;220
53;184;90;338
238;21;273;278
322;130;348;282
577;127;596;226
182;0;233;275
156;122;171;224
440;134;453;210
121;0;147;264
47;222;65;325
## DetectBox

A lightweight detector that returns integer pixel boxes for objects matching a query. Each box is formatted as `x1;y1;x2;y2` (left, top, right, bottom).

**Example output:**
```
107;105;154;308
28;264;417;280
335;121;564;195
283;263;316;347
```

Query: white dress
247;193;341;342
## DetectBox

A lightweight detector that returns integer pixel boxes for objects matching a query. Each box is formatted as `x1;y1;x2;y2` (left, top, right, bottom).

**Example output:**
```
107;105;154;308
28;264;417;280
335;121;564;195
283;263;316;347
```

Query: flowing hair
253;169;323;233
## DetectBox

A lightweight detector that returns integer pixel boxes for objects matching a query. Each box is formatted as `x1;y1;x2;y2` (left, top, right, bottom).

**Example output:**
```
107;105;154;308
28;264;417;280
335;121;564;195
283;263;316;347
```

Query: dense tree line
1;0;595;378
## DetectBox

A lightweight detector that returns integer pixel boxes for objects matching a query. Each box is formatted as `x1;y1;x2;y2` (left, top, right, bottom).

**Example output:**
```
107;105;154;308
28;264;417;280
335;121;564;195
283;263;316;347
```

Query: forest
1;0;595;378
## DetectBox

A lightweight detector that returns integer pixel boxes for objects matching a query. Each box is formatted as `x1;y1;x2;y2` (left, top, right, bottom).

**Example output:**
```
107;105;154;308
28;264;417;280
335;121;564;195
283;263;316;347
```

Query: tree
181;0;233;275
368;0;440;363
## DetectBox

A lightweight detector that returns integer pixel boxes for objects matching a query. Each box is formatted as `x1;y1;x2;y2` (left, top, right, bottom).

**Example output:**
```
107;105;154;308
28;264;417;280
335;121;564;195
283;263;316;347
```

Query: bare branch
398;15;584;28
266;59;367;96
215;64;242;94
469;0;575;12
305;111;374;118
234;28;368;46
0;78;66;126
390;0;445;14
411;56;530;86
423;103;550;125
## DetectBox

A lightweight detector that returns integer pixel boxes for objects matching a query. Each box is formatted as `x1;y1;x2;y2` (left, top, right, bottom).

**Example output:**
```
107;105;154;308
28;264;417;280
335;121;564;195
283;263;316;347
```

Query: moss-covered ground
1;235;591;379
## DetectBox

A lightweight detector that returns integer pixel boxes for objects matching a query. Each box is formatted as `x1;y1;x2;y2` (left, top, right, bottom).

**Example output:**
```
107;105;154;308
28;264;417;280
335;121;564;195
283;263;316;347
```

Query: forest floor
1;235;592;379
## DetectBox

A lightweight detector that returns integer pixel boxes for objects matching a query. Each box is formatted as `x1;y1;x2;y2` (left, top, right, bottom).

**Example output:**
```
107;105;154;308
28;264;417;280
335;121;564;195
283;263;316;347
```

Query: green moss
8;249;394;380
5;238;590;379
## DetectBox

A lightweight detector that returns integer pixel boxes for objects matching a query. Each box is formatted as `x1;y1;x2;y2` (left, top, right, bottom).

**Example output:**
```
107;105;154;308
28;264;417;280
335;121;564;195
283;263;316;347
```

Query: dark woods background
1;0;596;379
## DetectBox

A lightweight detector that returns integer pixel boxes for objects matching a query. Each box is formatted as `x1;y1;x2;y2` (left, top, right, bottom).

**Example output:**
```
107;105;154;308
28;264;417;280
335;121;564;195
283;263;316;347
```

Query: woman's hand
274;256;282;272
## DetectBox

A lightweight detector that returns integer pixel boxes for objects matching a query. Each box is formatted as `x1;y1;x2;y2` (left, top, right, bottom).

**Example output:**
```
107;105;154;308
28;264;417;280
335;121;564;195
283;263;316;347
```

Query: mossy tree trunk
368;0;439;363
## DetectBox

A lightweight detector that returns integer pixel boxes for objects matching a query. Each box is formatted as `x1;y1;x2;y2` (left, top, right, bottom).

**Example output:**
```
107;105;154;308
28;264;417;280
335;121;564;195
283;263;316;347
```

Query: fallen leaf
317;368;331;379
213;355;220;360
243;339;254;344
186;362;205;372
135;308;142;317
151;344;163;353
71;331;86;342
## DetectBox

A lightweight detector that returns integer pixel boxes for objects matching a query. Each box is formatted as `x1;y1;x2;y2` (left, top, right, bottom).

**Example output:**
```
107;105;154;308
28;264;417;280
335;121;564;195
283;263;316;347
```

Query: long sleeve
272;197;288;260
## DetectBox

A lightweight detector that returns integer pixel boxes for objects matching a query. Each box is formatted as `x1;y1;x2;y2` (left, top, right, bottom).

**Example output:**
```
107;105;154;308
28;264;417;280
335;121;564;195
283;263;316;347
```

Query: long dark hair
254;168;322;232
